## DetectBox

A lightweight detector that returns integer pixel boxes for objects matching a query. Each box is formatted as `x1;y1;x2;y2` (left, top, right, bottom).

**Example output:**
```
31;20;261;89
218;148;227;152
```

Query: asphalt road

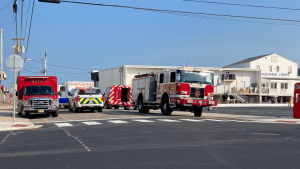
1;116;300;169
203;107;293;117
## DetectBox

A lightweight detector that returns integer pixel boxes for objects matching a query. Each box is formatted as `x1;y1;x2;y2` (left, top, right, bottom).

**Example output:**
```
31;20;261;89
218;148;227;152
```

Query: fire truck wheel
68;104;73;112
194;107;203;117
113;106;119;109
52;110;59;117
98;108;102;112
124;107;130;110
161;99;172;115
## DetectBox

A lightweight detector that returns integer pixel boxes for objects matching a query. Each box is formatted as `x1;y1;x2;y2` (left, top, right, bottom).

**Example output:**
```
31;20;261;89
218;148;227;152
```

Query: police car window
79;89;101;95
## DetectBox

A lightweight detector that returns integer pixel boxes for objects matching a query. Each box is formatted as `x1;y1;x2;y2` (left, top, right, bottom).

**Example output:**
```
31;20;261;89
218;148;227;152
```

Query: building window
269;66;272;72
276;66;279;72
288;66;292;73
285;83;288;89
256;65;260;69
271;82;277;89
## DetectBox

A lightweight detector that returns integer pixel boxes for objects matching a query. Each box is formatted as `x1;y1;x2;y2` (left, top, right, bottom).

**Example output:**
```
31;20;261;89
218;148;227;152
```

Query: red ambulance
103;85;132;110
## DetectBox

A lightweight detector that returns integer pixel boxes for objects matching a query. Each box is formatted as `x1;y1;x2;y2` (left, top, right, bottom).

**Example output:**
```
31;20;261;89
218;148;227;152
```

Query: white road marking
82;122;101;125
59;127;90;151
108;120;129;124
254;133;280;136
204;119;227;122
132;119;155;122
179;119;205;122
55;123;73;127
157;119;181;122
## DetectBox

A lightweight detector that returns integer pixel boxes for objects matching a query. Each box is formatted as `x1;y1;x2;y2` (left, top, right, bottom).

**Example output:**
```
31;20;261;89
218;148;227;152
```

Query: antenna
185;63;190;67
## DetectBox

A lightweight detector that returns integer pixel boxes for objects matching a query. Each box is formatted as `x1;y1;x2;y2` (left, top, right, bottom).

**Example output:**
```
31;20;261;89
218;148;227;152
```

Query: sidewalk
202;112;300;124
217;104;292;107
0;93;42;131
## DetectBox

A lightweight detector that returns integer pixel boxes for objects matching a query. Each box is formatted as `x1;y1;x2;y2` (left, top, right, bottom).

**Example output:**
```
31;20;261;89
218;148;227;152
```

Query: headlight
187;100;193;103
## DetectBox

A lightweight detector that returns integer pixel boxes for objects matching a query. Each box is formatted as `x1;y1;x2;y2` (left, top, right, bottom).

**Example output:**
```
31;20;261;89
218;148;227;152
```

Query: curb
0;122;43;131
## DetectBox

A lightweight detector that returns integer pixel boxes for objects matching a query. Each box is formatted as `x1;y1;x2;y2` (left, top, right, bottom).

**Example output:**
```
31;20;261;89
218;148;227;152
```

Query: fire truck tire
194;107;203;117
161;98;173;115
98;108;103;112
52;110;59;117
113;106;119;109
138;98;149;113
124;106;130;110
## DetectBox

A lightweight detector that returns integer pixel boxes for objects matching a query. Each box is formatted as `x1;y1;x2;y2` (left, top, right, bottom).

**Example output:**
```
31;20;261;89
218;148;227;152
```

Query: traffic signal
38;0;61;3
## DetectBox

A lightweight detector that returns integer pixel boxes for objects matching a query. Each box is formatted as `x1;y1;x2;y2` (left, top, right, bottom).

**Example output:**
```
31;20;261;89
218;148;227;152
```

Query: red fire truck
132;67;217;117
17;76;59;118
293;83;300;118
103;85;132;110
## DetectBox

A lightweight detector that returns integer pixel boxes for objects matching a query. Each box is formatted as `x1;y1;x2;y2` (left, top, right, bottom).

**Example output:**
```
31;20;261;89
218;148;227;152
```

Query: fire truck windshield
24;86;54;95
78;89;101;95
179;70;214;85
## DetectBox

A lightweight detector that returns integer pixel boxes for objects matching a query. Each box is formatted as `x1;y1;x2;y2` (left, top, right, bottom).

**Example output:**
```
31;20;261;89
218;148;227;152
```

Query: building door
240;81;245;89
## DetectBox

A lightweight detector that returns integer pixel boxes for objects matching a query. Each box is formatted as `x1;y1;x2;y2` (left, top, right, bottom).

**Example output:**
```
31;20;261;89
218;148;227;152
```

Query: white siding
250;54;298;78
213;70;258;94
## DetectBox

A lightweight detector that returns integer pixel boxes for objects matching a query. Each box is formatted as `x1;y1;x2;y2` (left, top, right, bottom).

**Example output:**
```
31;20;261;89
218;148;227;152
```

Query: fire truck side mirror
176;73;181;82
16;91;19;96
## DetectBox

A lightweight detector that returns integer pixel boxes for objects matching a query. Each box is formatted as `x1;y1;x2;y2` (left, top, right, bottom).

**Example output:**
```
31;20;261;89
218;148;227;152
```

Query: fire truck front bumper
176;99;217;107
23;106;58;114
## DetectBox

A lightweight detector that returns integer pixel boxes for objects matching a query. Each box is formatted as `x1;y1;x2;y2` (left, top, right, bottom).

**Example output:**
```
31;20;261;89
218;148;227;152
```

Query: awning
0;71;7;80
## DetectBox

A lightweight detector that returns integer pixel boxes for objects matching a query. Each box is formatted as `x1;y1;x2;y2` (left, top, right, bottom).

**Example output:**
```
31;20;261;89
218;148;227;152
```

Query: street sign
6;55;24;71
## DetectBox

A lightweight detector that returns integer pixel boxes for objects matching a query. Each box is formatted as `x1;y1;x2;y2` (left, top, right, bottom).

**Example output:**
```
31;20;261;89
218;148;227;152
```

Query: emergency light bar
25;77;49;79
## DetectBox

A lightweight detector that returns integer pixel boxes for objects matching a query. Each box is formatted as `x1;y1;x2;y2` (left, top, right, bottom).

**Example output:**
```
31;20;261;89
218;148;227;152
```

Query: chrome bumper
23;106;58;113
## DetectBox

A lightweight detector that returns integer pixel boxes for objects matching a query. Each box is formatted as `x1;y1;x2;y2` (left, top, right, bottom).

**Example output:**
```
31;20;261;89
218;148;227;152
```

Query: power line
20;0;24;41
23;0;32;39
0;0;14;11
24;0;35;62
30;59;102;70
183;0;300;11
60;0;300;24
25;62;91;74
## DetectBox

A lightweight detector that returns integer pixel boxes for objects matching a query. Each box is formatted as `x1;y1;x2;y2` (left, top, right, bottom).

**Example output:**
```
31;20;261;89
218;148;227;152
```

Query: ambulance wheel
98;108;102;112
23;112;29;118
74;105;80;113
124;107;130;110
68;104;72;112
113;106;119;109
52;110;59;117
90;109;95;112
161;98;173;115
194;107;203;117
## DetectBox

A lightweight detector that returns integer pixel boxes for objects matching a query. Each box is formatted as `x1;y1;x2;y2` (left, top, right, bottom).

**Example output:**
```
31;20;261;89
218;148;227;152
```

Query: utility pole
41;57;44;76
0;28;3;86
44;49;47;76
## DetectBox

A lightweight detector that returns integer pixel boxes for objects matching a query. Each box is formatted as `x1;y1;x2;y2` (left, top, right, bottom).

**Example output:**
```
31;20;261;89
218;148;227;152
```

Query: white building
89;53;299;104
224;53;300;103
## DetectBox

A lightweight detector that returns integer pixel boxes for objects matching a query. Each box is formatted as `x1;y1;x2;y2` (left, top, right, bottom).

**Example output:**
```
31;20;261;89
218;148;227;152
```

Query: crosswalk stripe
132;119;155;122
55;123;73;127
204;119;228;122
157;119;181;122
82;122;101;125
108;120;129;124
179;119;205;122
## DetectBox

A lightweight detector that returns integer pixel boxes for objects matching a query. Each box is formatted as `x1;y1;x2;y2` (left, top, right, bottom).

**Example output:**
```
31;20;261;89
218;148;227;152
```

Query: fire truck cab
132;67;217;117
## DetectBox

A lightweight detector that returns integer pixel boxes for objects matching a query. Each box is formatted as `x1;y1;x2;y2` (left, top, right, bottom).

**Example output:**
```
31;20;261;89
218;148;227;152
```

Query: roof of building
223;54;271;68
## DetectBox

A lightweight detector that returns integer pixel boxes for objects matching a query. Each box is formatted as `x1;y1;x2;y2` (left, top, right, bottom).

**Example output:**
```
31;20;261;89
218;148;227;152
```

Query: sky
0;0;300;88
